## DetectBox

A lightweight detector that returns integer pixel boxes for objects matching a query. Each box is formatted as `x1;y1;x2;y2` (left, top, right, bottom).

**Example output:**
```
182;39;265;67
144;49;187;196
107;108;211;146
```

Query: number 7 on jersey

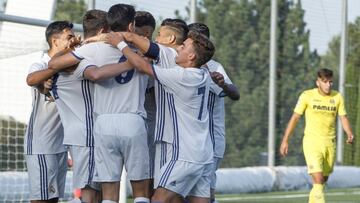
198;86;206;120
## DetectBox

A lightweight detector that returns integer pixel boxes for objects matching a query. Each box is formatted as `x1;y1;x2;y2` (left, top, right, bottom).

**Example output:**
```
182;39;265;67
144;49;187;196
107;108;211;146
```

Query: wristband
117;41;128;51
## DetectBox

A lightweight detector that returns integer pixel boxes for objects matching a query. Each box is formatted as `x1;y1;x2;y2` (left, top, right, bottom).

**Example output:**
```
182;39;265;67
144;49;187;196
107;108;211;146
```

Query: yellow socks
308;184;325;203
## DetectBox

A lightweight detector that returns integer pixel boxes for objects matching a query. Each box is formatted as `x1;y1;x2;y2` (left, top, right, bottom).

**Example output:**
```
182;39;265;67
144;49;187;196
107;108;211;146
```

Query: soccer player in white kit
47;4;151;203
85;18;189;201
48;10;110;203
188;22;240;203
134;10;157;196
28;11;125;203
103;30;216;203
25;21;74;203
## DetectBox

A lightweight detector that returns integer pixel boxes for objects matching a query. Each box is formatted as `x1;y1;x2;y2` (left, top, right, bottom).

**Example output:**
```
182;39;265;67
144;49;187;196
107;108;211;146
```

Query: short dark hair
45;21;73;48
317;68;333;79
161;18;189;44
135;11;156;29
188;31;215;67
83;9;108;39
107;4;135;32
188;22;210;38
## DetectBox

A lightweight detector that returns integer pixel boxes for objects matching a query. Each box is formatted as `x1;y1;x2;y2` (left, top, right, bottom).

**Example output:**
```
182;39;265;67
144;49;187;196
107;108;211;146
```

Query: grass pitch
214;187;360;203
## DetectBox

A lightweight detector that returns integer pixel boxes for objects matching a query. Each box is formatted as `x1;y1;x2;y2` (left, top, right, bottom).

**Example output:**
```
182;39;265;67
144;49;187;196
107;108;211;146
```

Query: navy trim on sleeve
85;65;96;70
219;91;227;97
82;64;96;77
71;51;84;60
144;42;160;60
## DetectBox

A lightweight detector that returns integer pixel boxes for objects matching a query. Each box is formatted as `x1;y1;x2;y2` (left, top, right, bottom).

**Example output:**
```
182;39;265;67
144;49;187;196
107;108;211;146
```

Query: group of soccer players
24;3;239;203
25;3;355;203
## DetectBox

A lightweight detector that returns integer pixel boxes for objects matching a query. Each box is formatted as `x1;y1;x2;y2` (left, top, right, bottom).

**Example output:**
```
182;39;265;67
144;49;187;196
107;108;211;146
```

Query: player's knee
311;173;325;184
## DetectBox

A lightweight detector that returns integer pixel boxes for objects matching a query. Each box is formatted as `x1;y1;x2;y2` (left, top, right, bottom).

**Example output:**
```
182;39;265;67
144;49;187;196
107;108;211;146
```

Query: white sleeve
71;43;97;60
144;42;177;69
28;61;47;74
152;66;183;91
73;59;96;79
209;80;224;96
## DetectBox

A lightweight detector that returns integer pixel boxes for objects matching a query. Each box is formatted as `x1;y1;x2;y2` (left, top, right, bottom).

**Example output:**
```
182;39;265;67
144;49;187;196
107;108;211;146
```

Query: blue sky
302;0;360;54
98;0;360;55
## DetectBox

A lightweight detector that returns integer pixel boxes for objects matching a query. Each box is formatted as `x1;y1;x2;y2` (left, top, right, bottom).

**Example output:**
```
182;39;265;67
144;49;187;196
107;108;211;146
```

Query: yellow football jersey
294;88;346;143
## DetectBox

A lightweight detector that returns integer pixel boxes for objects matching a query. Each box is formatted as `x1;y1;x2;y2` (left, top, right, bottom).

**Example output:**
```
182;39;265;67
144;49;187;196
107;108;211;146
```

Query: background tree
320;17;360;166
344;18;360;166
54;0;87;24
195;0;320;167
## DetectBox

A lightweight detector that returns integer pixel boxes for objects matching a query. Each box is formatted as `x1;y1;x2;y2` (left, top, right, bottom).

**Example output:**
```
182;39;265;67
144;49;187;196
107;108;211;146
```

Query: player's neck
177;61;198;69
47;49;58;58
167;43;180;49
317;88;330;96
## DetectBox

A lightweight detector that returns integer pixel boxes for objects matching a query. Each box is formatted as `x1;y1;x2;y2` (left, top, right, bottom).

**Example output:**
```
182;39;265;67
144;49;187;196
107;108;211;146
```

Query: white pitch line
217;191;360;201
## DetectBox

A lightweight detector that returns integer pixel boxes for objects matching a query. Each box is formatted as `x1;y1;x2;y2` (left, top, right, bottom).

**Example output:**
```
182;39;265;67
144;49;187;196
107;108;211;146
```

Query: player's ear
128;22;135;33
188;52;196;63
51;37;58;48
316;79;319;87
169;34;176;44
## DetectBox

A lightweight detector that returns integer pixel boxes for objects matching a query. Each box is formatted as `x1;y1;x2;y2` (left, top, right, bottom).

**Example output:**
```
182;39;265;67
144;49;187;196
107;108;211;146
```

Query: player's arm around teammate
26;25;76;87
25;21;74;203
107;30;216;203
46;11;132;83
48;37;134;83
105;32;153;76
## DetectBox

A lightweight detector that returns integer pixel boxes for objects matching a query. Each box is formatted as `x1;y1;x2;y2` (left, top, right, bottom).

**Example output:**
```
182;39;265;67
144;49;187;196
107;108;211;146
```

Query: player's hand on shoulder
83;33;107;44
105;31;124;47
210;71;225;88
67;35;82;50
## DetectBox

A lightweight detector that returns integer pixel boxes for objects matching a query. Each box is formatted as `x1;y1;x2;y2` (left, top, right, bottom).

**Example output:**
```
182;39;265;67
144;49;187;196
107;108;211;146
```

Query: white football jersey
24;53;66;155
207;59;233;158
50;61;95;147
148;43;177;144
72;42;148;117
153;65;213;164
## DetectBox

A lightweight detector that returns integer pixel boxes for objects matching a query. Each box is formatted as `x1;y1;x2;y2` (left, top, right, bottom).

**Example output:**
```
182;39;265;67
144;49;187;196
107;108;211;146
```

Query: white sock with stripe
134;197;150;203
102;200;117;203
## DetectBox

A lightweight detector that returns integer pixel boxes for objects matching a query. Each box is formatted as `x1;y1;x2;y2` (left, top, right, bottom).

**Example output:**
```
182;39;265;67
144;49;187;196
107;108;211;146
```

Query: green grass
98;188;360;203
214;188;360;203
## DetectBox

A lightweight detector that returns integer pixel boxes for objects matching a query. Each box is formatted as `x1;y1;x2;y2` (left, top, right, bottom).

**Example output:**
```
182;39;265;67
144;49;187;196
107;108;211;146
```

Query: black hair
45;21;73;47
160;18;189;44
188;22;210;38
188;30;215;67
135;11;156;29
317;68;333;79
107;4;135;32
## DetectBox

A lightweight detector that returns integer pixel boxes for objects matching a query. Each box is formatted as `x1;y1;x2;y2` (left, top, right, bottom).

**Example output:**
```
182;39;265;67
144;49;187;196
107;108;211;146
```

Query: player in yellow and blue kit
279;68;355;203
